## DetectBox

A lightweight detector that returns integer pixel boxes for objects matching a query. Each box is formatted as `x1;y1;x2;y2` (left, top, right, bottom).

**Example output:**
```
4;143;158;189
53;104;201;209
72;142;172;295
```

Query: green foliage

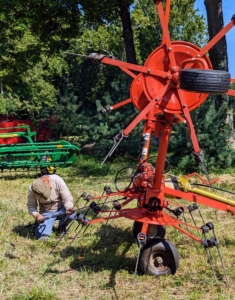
0;95;7;114
168;96;235;173
10;286;57;300
0;0;233;173
78;0;134;24
132;0;208;64
73;69;142;156
55;86;80;139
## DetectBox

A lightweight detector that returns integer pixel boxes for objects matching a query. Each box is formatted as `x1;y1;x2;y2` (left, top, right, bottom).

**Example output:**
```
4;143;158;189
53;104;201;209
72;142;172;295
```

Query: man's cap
31;178;51;199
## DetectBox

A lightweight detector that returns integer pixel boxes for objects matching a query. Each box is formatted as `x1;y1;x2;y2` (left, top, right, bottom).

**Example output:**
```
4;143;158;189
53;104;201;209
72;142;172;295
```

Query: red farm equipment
0;116;78;174
36;114;58;142
55;0;235;284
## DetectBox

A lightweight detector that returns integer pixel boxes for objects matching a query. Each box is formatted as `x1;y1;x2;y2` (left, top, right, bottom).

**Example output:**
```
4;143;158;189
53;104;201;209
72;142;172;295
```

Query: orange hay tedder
63;0;235;284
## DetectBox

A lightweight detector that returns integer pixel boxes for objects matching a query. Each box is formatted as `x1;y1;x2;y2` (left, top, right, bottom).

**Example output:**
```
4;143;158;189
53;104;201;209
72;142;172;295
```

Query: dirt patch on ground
217;174;235;185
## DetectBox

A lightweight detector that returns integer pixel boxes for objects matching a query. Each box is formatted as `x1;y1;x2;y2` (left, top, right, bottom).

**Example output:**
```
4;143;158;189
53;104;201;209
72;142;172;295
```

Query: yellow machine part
164;176;235;208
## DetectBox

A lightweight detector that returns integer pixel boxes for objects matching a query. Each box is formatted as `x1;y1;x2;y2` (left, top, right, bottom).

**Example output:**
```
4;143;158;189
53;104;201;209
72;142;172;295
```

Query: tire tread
179;68;230;94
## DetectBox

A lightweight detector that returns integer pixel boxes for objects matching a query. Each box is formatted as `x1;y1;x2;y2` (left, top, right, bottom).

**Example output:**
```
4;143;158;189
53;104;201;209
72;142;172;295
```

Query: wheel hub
155;256;164;265
130;41;213;114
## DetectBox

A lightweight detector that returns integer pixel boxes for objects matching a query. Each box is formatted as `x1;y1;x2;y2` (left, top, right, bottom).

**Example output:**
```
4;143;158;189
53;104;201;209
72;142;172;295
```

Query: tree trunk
204;0;228;110
204;0;228;70
118;1;137;64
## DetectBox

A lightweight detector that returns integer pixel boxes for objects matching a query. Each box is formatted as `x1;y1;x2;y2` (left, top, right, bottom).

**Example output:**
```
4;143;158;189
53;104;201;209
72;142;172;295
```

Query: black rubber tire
133;221;166;239
139;238;180;277
179;68;231;94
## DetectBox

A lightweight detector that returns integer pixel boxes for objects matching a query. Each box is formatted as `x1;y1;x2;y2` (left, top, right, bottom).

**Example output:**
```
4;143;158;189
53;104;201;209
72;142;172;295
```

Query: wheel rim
149;250;170;272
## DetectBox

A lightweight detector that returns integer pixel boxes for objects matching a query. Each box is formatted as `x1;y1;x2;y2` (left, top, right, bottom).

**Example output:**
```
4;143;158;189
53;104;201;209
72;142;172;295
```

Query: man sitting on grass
27;174;75;241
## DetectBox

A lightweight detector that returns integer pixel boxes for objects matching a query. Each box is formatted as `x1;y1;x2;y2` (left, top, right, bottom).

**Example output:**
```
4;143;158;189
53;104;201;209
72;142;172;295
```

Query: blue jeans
34;206;76;239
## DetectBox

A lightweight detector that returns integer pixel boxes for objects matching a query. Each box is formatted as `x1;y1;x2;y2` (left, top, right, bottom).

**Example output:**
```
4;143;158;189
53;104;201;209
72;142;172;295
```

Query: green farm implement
0;119;78;173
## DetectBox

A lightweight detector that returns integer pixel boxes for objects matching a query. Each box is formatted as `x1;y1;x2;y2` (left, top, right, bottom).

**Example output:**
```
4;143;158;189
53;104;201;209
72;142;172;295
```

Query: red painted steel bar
119;67;136;79
111;98;132;110
152;113;174;190
184;172;219;184
177;89;201;153
227;89;235;96
118;207;179;225
180;58;207;70
165;0;171;28
161;0;171;45
88;214;123;225
141;222;149;235
175;114;186;123
177;219;203;231
199;18;235;57
101;57;170;79
167;199;189;211
172;224;203;244
156;0;177;69
123;83;170;137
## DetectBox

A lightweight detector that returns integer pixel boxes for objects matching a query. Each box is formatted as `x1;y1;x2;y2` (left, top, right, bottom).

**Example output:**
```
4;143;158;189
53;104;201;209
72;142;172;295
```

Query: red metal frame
84;0;235;245
0;119;35;144
184;173;219;184
110;98;132;110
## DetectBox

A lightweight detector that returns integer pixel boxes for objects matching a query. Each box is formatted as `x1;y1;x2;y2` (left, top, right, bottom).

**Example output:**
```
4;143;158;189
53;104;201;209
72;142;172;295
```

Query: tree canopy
0;0;234;171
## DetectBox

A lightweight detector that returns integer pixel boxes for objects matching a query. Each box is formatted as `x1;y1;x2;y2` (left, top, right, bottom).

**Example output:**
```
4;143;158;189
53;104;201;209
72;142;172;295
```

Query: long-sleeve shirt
27;174;73;217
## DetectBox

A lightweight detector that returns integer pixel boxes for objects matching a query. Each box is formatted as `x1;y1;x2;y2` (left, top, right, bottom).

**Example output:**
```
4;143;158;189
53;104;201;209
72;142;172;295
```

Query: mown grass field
1;155;235;300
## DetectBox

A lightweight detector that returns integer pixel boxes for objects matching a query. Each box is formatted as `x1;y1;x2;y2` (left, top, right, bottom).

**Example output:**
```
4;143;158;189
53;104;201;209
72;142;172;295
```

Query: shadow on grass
12;222;62;240
45;224;137;289
221;237;235;247
12;223;36;239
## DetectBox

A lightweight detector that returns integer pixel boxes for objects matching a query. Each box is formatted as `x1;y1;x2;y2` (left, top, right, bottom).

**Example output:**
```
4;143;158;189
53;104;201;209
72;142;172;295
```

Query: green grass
1;156;235;299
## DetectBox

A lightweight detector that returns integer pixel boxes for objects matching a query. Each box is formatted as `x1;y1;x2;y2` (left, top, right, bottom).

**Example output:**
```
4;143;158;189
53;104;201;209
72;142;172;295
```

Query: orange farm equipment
60;0;235;284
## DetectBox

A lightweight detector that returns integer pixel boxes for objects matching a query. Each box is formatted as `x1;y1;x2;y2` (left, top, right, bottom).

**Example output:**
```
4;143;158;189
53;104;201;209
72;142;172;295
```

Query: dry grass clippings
0;168;235;300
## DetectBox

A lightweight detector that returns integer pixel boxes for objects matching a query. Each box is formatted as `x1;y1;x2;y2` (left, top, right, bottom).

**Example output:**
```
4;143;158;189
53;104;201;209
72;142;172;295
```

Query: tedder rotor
62;0;235;283
0;118;78;175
